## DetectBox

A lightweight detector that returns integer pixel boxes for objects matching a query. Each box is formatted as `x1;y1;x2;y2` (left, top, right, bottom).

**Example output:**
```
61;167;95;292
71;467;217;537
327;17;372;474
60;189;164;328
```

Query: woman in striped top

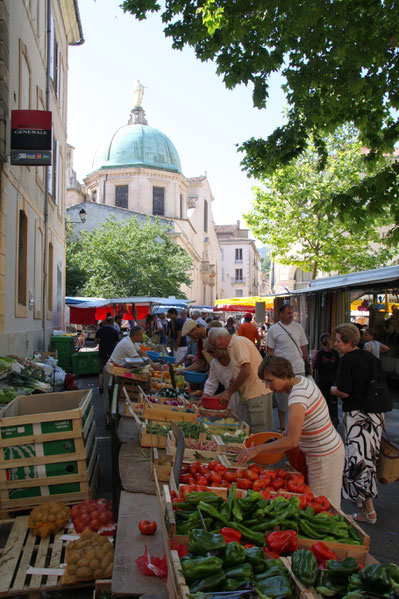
237;356;344;507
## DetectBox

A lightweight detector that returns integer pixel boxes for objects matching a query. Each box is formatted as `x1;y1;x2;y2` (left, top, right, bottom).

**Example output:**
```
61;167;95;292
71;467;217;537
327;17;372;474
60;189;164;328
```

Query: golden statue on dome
133;80;146;108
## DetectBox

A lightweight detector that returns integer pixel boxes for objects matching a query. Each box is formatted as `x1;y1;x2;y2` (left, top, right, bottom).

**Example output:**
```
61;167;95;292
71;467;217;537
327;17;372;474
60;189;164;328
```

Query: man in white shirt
266;304;310;431
192;310;208;328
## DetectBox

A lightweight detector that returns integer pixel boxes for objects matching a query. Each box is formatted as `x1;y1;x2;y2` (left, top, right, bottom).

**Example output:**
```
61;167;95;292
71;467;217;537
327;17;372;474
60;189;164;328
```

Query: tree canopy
122;0;399;239
244;126;396;279
66;216;192;298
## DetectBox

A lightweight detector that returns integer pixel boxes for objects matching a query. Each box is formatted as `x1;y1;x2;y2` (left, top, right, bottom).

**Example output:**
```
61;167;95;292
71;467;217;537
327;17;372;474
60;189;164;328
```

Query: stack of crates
0;389;99;512
71;349;100;376
50;335;75;372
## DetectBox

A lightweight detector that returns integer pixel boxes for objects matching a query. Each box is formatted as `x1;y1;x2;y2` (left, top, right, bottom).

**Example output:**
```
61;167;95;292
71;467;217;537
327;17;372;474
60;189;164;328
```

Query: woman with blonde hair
331;323;390;524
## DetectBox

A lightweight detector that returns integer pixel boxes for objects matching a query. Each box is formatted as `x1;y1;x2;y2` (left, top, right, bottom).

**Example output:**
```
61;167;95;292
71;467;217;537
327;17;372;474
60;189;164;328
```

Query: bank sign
10;110;52;166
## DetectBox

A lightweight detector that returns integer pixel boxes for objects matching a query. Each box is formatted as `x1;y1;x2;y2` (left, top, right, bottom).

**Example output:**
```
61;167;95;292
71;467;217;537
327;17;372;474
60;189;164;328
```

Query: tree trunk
311;261;318;279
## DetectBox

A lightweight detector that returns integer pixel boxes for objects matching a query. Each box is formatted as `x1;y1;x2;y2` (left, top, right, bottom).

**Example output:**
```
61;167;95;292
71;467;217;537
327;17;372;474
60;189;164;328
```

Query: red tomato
237;478;252;490
214;464;227;474
188;465;197;476
209;471;222;484
197;476;208;486
179;484;189;495
276;469;287;479
259;476;271;487
220;480;230;488
271;478;284;490
252;479;267;492
249;464;262;474
287;480;305;494
309;501;323;514
245;470;259;482
180;474;192;484
181;466;189;475
139;520;157;535
198;465;209;475
265;486;275;493
315;496;330;511
269;471;277;480
298;495;308;509
235;468;247;479
210;482;221;487
261;490;272;499
208;461;219;471
288;473;305;484
192;461;202;471
224;471;237;483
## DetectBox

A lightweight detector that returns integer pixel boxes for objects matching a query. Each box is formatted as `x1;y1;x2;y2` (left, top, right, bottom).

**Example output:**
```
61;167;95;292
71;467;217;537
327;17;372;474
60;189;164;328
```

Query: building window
235;248;243;262
92;190;97;203
49;16;60;98
48;242;54;312
180;194;183;218
153;186;165;216
221;248;224;260
235;268;243;282
115;185;128;208
17;210;28;306
236;289;243;297
204;199;208;232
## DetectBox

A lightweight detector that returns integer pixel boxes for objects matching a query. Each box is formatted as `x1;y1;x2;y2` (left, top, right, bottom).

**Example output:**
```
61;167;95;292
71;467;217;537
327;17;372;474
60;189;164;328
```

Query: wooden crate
152;448;173;482
0;390;99;512
93;579;112;599
0;516;98;597
166;430;226;460
169;550;190;599
109;365;149;382
140;402;199;424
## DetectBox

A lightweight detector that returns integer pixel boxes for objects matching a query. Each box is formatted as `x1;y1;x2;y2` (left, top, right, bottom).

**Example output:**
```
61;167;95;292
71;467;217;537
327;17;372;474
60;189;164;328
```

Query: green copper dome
91;123;182;173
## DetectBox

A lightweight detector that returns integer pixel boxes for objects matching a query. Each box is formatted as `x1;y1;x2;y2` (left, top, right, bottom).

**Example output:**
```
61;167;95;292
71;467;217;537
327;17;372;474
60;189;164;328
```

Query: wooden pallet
0;516;97;598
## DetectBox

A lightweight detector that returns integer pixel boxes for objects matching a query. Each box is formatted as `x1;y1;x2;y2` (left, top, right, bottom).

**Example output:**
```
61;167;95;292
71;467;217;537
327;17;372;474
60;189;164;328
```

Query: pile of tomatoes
177;462;330;512
71;499;116;535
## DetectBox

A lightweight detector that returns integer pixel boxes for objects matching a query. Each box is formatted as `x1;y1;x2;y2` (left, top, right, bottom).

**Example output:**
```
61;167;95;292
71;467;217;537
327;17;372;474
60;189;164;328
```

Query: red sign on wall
10;110;52;165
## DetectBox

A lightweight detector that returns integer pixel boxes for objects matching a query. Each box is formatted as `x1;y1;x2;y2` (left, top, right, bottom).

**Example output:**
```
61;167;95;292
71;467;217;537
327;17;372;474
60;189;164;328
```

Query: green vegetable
188;570;226;593
223;542;246;566
224;563;252;580
245;546;268;573
341;592;364;599
186;492;222;505
220;483;236;522
326;558;359;583
316;586;339;597
231;485;243;522
256;565;291;581
224;578;247;591
360;564;393;593
255;574;294;599
181;556;223;582
291;549;318;587
227;522;266;546
188;529;226;555
197;500;229;525
347;572;364;591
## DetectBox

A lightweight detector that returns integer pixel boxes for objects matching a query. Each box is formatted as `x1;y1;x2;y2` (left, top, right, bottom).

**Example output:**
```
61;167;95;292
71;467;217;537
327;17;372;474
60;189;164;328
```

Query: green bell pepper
186;491;223;505
197;500;229;525
224;578;247;592
181;556;223;583
245;546;268;573
348;572;365;591
316;586;339;597
188;529;226;555
360;564;392;593
255;566;291;581
291;549;318;587
341;592;364;599
223;541;246;566
326;557;359;583
255;574;294;599
224;563;252;580
188;570;226;593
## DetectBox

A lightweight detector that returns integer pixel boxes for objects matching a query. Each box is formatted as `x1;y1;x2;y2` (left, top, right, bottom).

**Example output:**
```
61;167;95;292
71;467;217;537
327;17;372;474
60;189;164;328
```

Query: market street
77;374;399;567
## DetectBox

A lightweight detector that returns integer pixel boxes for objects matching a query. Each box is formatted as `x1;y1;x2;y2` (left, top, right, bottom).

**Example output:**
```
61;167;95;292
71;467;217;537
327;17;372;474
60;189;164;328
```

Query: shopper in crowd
363;328;390;359
312;333;340;427
330;323;388;524
266;304;311;432
237;356;344;507
207;327;273;433
167;308;188;362
113;314;123;335
144;314;153;338
202;339;249;423
226;316;236;335
151;313;164;347
192;310;208;327
238;313;261;348
181;320;208;371
94;316;119;393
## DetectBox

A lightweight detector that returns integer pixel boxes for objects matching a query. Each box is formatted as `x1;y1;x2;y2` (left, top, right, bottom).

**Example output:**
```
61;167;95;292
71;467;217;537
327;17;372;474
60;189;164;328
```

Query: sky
68;0;287;226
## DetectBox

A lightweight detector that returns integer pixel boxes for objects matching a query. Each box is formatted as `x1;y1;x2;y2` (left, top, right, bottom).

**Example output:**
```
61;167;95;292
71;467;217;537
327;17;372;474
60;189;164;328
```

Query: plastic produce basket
146;350;160;361
183;371;208;384
159;354;176;364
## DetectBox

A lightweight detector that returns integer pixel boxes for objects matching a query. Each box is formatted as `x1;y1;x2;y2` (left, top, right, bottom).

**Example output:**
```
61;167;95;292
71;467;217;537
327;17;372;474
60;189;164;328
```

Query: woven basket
377;435;399;484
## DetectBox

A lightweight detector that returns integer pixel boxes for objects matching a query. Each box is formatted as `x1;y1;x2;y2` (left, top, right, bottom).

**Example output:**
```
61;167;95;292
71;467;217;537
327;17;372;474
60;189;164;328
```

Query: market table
112;490;168;598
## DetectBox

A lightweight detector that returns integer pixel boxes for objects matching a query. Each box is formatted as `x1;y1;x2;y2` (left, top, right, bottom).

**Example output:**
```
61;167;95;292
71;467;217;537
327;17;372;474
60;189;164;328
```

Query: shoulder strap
277;322;304;360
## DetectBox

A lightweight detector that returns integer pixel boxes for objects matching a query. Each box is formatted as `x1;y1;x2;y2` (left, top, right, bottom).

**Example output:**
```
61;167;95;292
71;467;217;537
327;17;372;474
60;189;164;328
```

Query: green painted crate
71;350;99;376
0;389;98;511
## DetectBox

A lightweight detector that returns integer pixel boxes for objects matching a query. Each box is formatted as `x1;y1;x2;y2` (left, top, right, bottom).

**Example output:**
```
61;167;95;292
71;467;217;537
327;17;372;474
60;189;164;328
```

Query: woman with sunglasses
237;356;344;507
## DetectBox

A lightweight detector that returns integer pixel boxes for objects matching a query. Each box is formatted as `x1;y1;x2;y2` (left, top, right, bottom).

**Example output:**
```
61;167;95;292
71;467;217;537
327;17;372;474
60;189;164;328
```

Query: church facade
66;90;221;304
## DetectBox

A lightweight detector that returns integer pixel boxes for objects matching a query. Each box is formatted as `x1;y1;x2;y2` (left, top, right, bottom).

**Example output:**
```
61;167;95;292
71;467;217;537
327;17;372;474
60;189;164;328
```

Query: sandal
352;511;377;524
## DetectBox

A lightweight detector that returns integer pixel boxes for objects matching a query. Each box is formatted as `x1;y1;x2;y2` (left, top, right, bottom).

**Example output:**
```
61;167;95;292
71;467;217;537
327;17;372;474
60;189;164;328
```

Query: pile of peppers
183;526;295;596
173;485;362;547
291;547;399;599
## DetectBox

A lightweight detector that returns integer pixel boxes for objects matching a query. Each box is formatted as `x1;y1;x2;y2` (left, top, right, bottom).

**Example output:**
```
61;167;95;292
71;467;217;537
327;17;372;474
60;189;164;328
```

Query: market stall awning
214;296;275;312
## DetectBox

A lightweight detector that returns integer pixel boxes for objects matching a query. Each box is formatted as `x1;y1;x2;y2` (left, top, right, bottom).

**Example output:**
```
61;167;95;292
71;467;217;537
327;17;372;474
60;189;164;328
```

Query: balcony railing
231;277;245;284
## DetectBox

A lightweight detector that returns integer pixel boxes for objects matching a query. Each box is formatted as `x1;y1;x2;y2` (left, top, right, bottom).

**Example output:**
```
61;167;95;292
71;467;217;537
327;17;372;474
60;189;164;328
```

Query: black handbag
363;357;392;413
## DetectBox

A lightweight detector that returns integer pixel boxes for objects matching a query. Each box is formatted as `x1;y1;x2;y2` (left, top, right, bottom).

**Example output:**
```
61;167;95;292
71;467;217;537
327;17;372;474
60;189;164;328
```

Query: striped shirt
288;377;343;457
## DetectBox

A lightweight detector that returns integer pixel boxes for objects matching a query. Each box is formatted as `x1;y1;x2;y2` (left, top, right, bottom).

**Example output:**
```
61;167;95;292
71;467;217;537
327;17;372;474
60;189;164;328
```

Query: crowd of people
93;305;392;524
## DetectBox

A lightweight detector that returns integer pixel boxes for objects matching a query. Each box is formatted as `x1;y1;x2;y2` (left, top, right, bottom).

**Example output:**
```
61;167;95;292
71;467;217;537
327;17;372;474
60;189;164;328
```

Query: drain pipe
42;0;51;350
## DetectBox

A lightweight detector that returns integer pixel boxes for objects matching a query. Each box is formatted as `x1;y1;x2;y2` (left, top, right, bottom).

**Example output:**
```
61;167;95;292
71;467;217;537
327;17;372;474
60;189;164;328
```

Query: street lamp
66;208;87;224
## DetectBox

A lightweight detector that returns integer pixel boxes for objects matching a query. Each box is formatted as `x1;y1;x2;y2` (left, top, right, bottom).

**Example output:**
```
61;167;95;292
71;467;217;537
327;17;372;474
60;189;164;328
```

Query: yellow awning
215;296;275;309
